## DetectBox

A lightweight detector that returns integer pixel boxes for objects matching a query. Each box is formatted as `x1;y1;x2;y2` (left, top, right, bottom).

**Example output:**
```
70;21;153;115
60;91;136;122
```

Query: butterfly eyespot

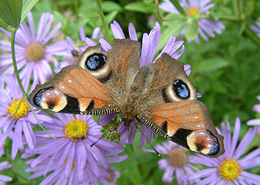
86;53;107;70
173;80;190;99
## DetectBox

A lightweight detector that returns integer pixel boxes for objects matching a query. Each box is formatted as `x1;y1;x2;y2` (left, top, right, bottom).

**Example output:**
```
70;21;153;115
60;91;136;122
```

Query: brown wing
29;66;119;114
138;53;224;157
29;39;141;115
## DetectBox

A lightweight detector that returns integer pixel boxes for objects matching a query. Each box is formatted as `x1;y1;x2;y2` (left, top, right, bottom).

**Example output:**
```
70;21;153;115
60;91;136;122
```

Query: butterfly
29;39;224;157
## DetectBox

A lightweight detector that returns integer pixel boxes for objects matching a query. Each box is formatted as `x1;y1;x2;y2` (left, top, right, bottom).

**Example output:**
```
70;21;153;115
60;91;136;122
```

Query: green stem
95;0;111;43
11;30;28;98
171;0;186;15
10;30;63;140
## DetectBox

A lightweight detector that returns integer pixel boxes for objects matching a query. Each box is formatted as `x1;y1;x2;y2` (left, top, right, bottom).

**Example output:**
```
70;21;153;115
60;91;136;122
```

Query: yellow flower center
6;98;30;119
105;169;115;182
63;118;89;141
186;7;199;15
218;159;241;182
167;148;188;168
26;42;45;62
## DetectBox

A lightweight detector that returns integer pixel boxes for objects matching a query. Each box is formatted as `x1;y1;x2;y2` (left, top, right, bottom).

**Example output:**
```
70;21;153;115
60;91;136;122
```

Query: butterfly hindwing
138;53;224;157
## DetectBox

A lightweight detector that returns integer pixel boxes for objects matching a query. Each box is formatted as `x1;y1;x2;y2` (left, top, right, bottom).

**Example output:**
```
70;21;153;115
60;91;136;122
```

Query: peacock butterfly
29;39;224;157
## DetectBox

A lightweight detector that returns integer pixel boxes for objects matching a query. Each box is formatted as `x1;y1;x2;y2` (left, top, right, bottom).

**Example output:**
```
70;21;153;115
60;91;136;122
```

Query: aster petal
36;13;52;42
176;168;188;185
42;22;62;45
0;175;12;182
128;122;137;143
0;120;14;146
159;0;179;13
162;165;174;183
239;148;260;169
128;23;138;41
229;117;240;157
85;37;97;46
97;114;117;126
119;126;130;145
65;142;75;178
241;171;260;184
253;105;260;113
27;12;35;41
99;38;112;51
23;121;35;149
247;119;260;126
234;127;256;159
188;168;216;180
111;20;125;39
79;25;86;41
158;158;168;170
155;144;169;154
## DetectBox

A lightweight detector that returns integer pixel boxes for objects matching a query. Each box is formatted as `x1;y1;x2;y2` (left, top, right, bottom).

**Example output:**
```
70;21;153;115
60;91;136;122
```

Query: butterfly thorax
120;66;149;126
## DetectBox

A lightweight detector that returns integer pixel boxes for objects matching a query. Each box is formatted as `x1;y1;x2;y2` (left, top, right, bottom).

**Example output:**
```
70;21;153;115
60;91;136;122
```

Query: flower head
0;75;52;159
0;12;69;87
160;0;225;42
22;113;127;184
188;117;260;184
144;141;199;184
91;20;187;147
250;21;260;38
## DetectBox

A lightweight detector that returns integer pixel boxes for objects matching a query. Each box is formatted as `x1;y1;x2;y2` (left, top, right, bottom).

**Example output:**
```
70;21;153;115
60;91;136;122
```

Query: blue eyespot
86;54;106;70
173;80;190;99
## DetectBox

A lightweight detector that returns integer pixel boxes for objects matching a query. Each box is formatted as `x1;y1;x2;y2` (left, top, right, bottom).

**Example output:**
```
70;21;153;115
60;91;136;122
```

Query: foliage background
1;0;260;184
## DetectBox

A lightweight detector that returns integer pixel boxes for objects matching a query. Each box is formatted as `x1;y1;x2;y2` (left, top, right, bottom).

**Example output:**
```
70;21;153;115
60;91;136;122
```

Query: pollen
167;148;188;168
7;98;30;119
186;7;199;15
218;158;241;182
26;42;45;62
63;118;89;141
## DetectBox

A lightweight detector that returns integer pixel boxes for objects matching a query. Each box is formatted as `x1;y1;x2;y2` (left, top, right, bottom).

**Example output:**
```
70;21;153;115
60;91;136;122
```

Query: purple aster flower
160;0;225;42
54;26;103;73
0;161;12;184
0;75;52;159
250;21;260;38
188;117;260;184
22;113;127;185
247;95;260;135
87;20;187;147
0;12;69;87
143;141;199;184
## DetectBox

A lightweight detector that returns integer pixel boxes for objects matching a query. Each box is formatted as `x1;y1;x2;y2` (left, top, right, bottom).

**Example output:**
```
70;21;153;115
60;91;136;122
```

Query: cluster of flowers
1;0;260;184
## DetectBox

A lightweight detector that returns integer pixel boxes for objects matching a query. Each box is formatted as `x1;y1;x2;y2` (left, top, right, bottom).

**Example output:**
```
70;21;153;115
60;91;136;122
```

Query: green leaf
0;0;22;29
102;1;122;12
126;157;141;184
21;0;39;23
184;17;199;40
105;10;118;23
124;2;149;13
158;20;186;51
197;57;229;73
0;18;9;30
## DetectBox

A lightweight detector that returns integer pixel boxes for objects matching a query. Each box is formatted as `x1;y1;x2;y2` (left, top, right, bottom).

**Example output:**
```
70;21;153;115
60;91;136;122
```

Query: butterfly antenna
89;137;102;148
134;123;160;156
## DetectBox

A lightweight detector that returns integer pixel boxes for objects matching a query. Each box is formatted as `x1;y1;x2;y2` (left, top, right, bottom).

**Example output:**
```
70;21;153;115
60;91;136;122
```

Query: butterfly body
29;39;224;157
